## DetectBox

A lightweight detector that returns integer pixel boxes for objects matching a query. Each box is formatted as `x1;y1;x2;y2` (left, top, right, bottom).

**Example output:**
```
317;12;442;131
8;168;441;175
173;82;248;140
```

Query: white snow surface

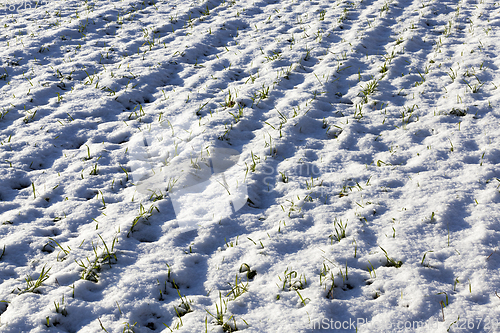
0;0;500;332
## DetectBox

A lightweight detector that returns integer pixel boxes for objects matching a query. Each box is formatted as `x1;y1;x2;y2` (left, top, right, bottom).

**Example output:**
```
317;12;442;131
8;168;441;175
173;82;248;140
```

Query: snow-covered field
0;0;500;331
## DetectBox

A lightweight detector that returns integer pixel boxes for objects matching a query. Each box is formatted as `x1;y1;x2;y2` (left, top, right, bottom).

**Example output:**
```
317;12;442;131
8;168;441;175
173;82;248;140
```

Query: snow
0;0;500;331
